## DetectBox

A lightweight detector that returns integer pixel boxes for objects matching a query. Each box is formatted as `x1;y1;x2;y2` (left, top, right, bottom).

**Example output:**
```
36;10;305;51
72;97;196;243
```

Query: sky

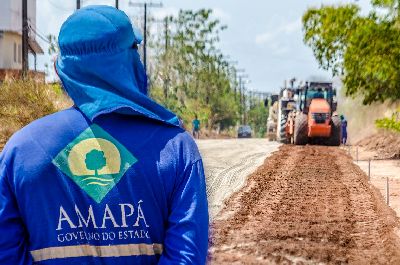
35;0;372;93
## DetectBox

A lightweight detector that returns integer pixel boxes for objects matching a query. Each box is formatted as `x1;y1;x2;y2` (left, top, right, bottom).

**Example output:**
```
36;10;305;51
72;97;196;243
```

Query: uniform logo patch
52;124;137;203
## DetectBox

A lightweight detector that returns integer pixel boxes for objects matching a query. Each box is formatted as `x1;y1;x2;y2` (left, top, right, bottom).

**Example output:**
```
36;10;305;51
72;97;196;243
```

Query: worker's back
0;107;208;264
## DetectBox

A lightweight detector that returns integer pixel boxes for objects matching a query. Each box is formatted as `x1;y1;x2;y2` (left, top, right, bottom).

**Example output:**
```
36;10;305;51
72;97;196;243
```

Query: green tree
47;34;59;56
247;101;269;137
303;1;400;104
85;149;106;176
303;5;359;75
149;9;240;131
44;34;59;77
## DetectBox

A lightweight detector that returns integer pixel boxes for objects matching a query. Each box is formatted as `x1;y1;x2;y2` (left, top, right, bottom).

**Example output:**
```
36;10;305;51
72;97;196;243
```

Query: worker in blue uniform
0;5;208;265
340;114;348;145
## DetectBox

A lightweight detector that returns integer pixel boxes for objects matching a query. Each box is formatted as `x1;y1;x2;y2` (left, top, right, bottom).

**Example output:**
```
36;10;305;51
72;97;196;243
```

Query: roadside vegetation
375;109;400;133
148;9;267;135
303;0;400;134
0;80;71;150
247;101;268;137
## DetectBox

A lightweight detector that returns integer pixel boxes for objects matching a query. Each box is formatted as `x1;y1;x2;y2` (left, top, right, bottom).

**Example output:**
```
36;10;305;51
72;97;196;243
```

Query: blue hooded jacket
0;5;208;265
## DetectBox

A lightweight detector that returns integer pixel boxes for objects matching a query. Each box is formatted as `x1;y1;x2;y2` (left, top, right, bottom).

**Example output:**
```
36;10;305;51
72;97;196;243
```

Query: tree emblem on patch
85;149;107;177
52;124;137;203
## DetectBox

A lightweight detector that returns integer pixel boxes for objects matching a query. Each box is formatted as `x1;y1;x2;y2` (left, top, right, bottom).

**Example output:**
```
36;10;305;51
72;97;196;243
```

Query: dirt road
196;139;280;218
210;145;400;264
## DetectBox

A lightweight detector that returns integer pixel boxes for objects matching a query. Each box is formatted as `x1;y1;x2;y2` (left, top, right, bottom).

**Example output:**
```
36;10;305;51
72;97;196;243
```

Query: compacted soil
197;139;280;218
209;145;400;264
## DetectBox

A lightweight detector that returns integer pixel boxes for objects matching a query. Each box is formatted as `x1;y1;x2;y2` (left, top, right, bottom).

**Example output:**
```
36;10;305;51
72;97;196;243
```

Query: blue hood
56;5;179;126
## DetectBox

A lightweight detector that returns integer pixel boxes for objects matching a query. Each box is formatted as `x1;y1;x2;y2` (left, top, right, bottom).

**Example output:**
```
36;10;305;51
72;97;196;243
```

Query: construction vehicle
276;87;297;143
266;95;279;141
286;81;341;146
269;80;340;146
266;79;297;143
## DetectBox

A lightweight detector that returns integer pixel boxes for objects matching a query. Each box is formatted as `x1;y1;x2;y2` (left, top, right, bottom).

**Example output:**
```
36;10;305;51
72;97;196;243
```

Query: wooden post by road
386;177;389;205
368;159;371;181
356;146;359;163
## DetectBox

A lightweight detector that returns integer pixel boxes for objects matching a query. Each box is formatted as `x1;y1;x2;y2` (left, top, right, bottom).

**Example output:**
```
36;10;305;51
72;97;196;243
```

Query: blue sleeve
0;160;33;265
158;159;209;265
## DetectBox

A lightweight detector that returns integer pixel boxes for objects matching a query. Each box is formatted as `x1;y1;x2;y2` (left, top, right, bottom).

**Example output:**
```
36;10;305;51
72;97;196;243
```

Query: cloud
282;19;302;33
254;17;302;56
152;7;179;19
151;6;231;22
255;18;301;46
255;32;274;45
35;1;74;80
212;8;231;22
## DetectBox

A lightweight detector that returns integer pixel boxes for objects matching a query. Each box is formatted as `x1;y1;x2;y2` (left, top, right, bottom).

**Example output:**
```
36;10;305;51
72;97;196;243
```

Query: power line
129;2;163;77
29;22;49;39
29;25;51;44
47;0;72;12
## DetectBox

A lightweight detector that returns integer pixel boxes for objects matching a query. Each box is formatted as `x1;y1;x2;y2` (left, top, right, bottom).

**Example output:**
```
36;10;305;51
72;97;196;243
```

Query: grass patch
0;79;71;150
375;109;400;133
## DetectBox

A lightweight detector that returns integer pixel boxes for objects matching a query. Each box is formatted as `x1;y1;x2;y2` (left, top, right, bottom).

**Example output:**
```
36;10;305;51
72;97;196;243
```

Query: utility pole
232;68;237;95
116;0;119;9
22;0;28;78
163;16;169;100
164;16;169;53
238;76;244;124
144;3;147;70
147;15;169;98
226;62;238;95
249;90;253;109
242;85;246;124
235;68;245;101
77;0;81;9
238;76;243;106
237;74;249;124
129;2;163;74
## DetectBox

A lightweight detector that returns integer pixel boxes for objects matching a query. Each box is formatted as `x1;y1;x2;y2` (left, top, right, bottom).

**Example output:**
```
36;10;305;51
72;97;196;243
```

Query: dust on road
196;139;280;219
209;145;400;264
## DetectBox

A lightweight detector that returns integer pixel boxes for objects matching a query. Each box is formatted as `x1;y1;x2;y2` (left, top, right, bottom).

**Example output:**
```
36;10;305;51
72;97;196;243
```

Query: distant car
238;125;252;138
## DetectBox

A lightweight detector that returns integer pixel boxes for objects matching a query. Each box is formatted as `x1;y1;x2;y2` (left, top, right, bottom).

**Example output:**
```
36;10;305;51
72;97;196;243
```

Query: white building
0;0;44;78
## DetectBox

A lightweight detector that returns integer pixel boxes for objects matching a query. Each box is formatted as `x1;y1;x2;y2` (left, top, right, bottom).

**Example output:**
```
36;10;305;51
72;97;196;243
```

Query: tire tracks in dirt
209;145;400;264
203;142;277;219
207;152;265;197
